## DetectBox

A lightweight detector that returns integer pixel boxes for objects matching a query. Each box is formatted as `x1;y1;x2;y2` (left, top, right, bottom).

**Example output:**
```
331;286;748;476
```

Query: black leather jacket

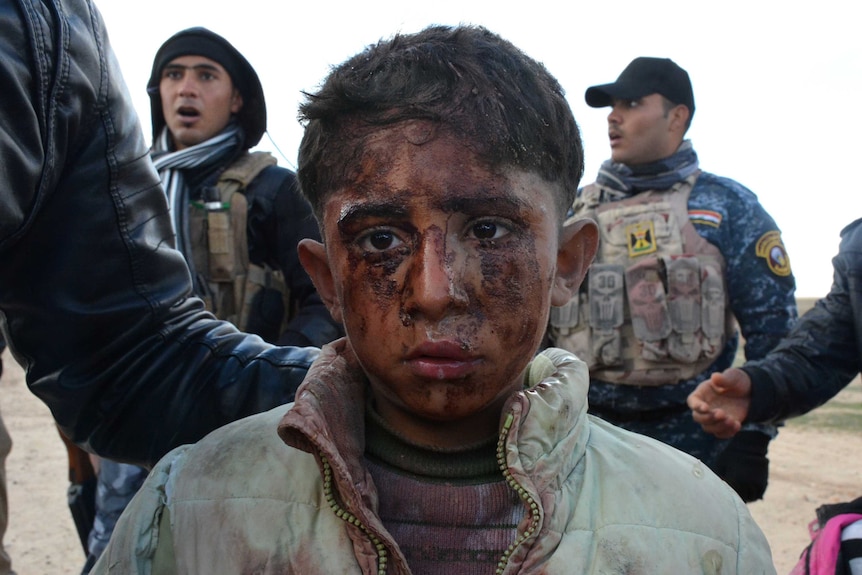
0;0;317;467
745;218;862;423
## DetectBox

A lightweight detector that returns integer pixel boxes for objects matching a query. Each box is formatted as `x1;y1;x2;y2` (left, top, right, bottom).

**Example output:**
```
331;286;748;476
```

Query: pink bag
790;512;862;575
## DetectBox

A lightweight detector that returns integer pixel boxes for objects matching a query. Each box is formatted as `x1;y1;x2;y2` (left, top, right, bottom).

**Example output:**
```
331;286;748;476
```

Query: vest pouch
589;263;625;366
206;209;231;281
189;200;221;315
547;291;592;365
207;195;248;282
239;264;291;339
549;296;580;333
700;256;726;356
188;200;209;270
625;257;670;361
207;276;237;325
665;255;703;363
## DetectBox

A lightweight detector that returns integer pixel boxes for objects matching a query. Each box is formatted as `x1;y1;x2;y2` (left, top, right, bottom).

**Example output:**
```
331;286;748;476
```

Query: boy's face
300;121;595;446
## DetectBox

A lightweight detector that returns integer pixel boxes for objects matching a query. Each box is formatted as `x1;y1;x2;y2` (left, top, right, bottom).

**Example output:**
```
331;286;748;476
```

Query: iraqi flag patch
688;209;723;227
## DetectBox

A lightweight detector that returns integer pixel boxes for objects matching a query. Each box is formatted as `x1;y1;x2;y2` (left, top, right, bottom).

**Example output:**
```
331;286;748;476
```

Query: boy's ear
297;239;344;324
551;217;598;307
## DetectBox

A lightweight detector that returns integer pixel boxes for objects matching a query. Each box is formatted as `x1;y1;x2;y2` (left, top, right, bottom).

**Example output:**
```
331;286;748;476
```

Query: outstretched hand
687;368;753;439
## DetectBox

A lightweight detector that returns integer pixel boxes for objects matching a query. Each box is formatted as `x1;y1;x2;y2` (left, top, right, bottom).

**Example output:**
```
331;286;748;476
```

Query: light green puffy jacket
93;342;776;574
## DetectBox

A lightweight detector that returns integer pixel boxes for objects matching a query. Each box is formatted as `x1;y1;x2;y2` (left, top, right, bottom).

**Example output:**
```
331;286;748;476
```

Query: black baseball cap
585;57;695;118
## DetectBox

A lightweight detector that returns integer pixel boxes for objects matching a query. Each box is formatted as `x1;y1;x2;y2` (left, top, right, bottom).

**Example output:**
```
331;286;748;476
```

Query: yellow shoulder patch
755;231;792;277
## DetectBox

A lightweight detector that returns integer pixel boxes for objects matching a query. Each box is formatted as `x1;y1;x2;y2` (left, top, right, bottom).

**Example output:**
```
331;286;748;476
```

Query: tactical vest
549;173;735;386
188;151;291;333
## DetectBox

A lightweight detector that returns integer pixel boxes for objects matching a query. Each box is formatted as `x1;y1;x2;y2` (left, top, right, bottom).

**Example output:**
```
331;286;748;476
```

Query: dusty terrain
1;345;860;574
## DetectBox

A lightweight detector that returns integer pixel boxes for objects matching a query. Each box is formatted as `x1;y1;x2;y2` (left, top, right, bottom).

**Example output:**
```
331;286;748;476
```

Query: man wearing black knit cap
146;27;339;349
79;27;341;574
547;56;798;503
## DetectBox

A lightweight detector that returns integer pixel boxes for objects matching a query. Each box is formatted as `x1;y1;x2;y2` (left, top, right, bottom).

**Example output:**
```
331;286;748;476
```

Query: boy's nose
403;235;468;320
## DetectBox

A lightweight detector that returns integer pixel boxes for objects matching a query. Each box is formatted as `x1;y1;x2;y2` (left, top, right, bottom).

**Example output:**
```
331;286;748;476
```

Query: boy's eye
358;229;403;252
468;220;509;241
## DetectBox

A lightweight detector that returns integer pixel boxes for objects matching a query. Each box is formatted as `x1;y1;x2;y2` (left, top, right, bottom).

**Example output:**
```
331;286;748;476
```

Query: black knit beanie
147;27;266;148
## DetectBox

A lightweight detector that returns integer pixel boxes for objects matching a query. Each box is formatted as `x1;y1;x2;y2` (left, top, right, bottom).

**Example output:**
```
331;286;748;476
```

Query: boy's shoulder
160;403;321;501
504;408;774;572
579;416;752;530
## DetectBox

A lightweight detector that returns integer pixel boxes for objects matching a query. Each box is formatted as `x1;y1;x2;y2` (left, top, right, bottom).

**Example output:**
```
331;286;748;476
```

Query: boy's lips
405;341;482;380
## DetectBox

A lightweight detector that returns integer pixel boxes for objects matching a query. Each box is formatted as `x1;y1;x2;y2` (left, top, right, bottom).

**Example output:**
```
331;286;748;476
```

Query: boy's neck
365;404;501;482
370;394;506;449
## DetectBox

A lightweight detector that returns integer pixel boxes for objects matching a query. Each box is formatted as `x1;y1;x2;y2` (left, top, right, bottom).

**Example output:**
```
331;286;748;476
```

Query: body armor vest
549;173;735;385
188;151;291;333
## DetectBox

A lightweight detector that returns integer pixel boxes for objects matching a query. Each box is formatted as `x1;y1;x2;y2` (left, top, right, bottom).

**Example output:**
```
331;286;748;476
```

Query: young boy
93;26;774;574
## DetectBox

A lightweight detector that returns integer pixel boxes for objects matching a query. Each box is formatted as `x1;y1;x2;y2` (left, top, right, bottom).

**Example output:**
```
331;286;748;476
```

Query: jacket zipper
320;454;389;575
320;411;538;575
495;412;542;575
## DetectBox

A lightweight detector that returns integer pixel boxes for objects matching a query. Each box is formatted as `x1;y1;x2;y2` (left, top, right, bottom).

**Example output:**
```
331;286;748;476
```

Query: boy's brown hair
296;25;583;225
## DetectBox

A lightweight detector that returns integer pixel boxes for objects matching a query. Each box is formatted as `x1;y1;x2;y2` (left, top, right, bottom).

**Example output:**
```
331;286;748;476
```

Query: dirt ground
1;346;859;574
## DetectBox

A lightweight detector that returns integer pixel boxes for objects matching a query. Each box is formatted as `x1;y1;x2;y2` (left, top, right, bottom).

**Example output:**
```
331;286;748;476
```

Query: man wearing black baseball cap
547;56;797;504
583;56;695;166
78;27;342;574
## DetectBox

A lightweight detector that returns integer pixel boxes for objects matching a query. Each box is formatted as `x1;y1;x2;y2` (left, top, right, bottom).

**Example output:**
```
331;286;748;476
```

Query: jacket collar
277;342;591;499
499;348;591;495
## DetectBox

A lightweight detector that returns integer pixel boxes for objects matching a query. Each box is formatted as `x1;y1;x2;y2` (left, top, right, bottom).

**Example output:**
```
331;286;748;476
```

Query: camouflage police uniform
81;461;147;573
549;142;797;477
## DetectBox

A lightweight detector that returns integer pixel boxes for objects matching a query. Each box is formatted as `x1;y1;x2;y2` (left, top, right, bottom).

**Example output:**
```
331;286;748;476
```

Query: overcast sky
95;0;861;297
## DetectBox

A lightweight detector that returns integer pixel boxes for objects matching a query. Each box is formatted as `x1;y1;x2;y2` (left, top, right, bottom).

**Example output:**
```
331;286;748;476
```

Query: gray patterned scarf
150;124;242;257
595;140;700;196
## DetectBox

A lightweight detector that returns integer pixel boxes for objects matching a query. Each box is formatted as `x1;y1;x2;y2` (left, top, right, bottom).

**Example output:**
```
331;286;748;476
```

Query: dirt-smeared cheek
479;237;543;346
342;246;409;334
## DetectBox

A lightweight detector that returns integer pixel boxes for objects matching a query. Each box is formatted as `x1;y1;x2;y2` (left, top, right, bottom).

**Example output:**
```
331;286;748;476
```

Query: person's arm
691;219;862;431
687;176;797;500
713;182;797;365
742;219;862;423
0;0;316;467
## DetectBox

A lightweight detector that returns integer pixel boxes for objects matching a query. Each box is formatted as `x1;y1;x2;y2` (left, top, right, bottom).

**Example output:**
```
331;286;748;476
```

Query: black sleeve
0;0;316;467
744;219;862;423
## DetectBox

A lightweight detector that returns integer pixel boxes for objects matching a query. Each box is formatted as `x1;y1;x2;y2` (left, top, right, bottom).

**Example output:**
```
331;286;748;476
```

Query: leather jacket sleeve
744;218;862;423
0;0;317;467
